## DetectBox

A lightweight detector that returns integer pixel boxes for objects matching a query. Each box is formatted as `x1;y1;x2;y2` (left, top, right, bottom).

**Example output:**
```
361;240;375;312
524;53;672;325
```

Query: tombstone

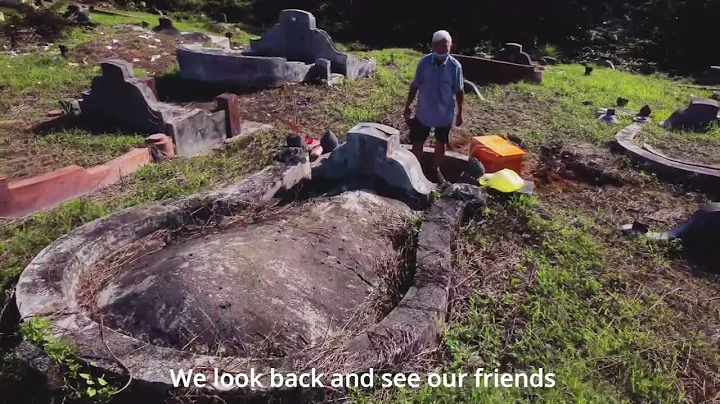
320;129;339;153
244;9;375;79
59;44;68;58
219;13;228;23
662;98;720;130
313;58;331;83
493;42;532;66
78;60;166;134
585;65;594;75
152;17;180;36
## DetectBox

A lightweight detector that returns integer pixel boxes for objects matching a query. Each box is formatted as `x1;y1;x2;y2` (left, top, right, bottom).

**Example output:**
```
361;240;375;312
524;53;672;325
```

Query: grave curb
614;123;720;192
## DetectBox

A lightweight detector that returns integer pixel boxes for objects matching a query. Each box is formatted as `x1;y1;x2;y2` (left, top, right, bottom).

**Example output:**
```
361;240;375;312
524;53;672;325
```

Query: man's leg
433;127;451;184
408;118;430;160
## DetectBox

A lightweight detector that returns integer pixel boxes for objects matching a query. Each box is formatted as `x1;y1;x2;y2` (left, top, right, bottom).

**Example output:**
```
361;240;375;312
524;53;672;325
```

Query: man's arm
405;85;419;111
405;59;425;120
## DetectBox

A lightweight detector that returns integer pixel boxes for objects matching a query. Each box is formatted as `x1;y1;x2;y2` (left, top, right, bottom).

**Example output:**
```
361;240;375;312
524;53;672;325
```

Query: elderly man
404;29;464;184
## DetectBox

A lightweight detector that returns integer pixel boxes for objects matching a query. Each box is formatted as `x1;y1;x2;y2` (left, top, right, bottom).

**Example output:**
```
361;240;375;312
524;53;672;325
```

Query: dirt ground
68;27;198;74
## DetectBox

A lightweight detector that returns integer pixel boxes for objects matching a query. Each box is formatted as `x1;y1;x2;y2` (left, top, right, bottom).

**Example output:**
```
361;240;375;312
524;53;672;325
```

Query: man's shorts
408;118;451;145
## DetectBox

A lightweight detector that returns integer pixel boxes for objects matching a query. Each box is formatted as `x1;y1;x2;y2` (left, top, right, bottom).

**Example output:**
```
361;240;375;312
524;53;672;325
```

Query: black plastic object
286;133;303;148
468;157;485;178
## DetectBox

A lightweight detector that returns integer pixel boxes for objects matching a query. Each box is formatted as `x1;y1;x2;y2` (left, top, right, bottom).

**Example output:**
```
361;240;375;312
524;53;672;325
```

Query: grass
514;64;720;147
357;196;718;403
89;9;209;32
333;49;419;124
0;53;98;116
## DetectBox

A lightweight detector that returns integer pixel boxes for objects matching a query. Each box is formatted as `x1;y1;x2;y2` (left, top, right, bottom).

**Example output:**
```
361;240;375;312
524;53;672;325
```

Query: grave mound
84;191;413;357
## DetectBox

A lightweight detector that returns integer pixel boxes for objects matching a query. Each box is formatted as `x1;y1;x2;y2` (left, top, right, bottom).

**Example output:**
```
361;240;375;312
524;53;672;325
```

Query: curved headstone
313;123;435;204
244;9;375;79
661;98;719;130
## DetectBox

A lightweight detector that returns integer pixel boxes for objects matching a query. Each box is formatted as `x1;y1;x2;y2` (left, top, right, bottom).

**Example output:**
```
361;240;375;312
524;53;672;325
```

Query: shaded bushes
123;0;717;74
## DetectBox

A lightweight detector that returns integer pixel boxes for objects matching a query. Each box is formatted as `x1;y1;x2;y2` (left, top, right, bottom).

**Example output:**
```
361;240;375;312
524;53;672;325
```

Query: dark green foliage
129;0;717;74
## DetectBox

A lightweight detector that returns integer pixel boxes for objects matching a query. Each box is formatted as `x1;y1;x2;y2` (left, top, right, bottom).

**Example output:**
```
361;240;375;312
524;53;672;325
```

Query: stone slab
177;44;311;88
165;108;227;157
97;191;411;355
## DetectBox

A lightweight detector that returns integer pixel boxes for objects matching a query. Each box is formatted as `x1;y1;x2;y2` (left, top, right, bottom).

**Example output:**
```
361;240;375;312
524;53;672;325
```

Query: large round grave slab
85;190;412;357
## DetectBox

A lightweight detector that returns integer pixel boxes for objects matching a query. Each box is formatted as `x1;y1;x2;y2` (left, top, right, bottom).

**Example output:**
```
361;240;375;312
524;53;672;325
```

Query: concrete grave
57;59;241;156
177;9;375;88
15;122;477;397
453;54;543;85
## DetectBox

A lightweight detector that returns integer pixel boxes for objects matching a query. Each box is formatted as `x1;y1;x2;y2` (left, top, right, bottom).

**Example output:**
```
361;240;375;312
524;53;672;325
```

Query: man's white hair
432;30;452;44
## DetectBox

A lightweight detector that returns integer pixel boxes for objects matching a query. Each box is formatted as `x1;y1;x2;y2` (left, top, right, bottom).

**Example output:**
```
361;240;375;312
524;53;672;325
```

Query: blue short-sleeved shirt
412;54;463;128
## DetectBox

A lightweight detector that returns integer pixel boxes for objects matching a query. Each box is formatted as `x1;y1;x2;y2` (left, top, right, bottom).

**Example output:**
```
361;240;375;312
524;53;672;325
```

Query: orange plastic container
470;135;526;174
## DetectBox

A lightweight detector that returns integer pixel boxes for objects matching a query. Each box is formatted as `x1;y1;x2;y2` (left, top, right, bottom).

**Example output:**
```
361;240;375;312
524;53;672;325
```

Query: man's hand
404;106;412;123
455;114;464;127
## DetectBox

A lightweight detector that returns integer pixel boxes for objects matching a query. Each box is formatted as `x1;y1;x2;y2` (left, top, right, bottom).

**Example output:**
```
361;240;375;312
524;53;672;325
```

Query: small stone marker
616;97;629;107
540;56;557;65
638;105;652;117
152;17;180;36
493;42;532;66
320;129;339;153
584;65;594;76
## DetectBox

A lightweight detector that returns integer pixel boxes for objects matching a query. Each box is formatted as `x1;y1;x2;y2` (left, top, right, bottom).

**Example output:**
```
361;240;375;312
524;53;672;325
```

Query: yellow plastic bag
479;168;524;193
